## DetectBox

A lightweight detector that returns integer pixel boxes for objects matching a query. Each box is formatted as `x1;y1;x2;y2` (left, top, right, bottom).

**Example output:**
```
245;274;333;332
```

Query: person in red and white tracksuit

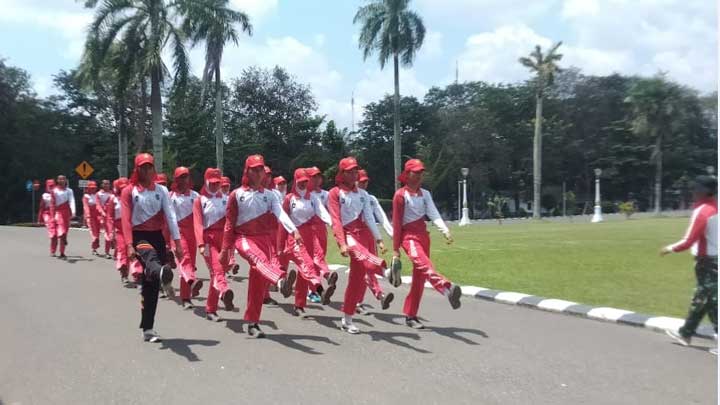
278;168;339;317
661;175;718;351
220;154;301;338
121;153;182;343
328;157;393;335
221;176;240;276
170;166;203;309
82;181;104;256
273;176;287;201
51;174;76;260
38;179;58;256
392;159;462;329
106;177;130;285
194;168;236;322
306;166;331;304
261;166;282;306
356;169;396;315
97;179;114;258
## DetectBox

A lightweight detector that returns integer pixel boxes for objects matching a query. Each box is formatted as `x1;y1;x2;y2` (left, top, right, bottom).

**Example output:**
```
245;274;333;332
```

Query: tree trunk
653;131;662;216
532;92;543;219
150;65;163;172
134;78;148;153
117;99;128;177
215;65;224;172
393;53;401;190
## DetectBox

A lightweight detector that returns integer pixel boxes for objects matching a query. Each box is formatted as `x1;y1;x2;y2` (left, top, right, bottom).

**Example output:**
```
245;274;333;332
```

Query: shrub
618;201;636;219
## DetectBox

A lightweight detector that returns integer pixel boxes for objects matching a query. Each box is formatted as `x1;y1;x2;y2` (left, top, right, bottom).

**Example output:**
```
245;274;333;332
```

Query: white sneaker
142;329;162;343
341;318;360;334
709;348;718;356
665;329;690;346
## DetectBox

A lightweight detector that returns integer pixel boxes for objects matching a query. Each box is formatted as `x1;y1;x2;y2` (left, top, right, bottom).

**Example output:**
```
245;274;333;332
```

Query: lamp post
591;168;603;223
459;167;471;226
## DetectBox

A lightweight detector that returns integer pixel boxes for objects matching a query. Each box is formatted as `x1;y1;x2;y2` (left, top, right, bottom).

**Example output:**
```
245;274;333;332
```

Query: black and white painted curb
328;264;716;340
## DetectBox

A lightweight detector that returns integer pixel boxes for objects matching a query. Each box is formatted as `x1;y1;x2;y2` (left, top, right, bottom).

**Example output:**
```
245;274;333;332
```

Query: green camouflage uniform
679;257;718;338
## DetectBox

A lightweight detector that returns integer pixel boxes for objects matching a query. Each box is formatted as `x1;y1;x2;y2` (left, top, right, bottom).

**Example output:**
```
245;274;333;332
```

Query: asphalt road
0;226;716;405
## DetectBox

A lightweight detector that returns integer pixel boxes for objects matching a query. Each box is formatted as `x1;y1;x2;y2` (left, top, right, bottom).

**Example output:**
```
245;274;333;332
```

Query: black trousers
133;230;168;331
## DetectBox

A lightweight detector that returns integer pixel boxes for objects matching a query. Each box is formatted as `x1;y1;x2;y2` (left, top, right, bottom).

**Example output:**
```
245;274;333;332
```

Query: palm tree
354;0;425;189
625;76;684;215
519;42;563;219
84;0;190;172
181;0;252;172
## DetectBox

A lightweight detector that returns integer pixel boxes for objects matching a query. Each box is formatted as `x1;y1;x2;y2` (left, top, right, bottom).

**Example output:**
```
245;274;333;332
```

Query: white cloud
561;0;600;18
419;31;443;59
229;0;278;22
416;0;554;28
313;34;326;48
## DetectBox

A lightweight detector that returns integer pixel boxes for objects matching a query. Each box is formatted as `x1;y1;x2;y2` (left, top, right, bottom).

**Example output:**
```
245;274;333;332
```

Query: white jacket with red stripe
667;198;718;257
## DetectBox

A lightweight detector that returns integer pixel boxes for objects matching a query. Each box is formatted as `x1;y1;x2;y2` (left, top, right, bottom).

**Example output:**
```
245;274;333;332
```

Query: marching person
38;179;58;256
170;166;203;309
82;181;103;256
221;176;240;275
97;179;114;258
661;175;718;354
194;168;235;321
262;166;281;306
51;174;76;260
278;168;338;317
306;166;331;303
392;159;461;329
121;153;182;343
106;178;131;285
220;154;301;338
356;169;397;315
328;157;393;334
273;176;287;201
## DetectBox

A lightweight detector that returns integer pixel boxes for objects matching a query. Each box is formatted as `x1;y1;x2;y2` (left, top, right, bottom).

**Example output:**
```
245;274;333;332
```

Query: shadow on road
427;326;489;345
159;338;220;362
60;256;94;264
365;330;431;354
225;319;279;334
308;314;373;331
265;333;340;355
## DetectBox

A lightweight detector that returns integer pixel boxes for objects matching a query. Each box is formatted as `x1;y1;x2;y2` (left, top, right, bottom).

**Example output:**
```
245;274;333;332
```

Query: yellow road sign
75;161;94;179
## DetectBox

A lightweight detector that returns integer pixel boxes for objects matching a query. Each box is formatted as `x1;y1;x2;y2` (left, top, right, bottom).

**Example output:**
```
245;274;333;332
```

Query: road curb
328;264;716;340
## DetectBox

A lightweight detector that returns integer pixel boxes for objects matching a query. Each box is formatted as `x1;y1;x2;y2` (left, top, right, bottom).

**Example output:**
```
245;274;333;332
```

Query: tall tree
354;0;425;189
519;42;563;218
84;0;191;171
181;0;252;172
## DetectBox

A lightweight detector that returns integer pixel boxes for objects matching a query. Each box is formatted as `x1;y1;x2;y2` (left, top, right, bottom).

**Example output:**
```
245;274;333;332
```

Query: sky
0;0;716;130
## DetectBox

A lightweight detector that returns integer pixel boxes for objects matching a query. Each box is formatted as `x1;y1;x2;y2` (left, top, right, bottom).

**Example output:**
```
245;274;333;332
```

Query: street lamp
459;167;471;226
591;168;603;223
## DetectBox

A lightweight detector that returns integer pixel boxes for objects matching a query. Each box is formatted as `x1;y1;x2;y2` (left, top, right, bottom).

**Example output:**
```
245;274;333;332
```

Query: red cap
87;181;98;190
45;179;55;188
294;168;310;184
134;153;154;167
221;176;231;187
339;157;359;171
204;168;222;183
173;166;190;179
358;169;369;182
306;166;322;177
273;176;287;185
246;154;265;168
404;159;425;172
155;173;168;185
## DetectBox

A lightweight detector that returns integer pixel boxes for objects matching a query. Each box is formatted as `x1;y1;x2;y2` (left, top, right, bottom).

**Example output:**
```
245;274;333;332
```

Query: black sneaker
279;269;297;298
231;264;239;274
447;284;462;309
142;329;162;343
120;276;129;285
327;271;339;287
59;254;67;260
263;297;279;306
206;312;223;322
380;292;394;310
292;306;307;318
92;250;98;256
221;289;235;311
191;280;204;298
321;284;336;305
182;300;194;310
248;323;265;338
406;317;425;329
160;265;174;299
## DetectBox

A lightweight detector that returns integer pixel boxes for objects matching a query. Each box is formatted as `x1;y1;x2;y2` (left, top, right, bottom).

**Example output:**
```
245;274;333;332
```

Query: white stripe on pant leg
409;239;418;258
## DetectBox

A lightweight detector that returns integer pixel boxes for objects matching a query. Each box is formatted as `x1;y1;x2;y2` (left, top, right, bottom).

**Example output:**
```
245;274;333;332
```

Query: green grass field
325;217;699;318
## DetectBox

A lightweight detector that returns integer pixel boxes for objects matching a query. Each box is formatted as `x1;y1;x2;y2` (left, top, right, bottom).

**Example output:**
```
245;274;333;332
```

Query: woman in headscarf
97;179;114;258
170;166;203;309
392;159;461;329
328;157;393;334
82;181;103;256
220;154;301;338
121;153;182;343
51;174;76;260
220;175;240;276
106;178;131;285
278;168;338;317
194;168;236;321
38;179;58;256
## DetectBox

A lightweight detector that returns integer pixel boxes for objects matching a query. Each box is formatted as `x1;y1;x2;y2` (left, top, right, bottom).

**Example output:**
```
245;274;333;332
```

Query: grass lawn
325;217;700;318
